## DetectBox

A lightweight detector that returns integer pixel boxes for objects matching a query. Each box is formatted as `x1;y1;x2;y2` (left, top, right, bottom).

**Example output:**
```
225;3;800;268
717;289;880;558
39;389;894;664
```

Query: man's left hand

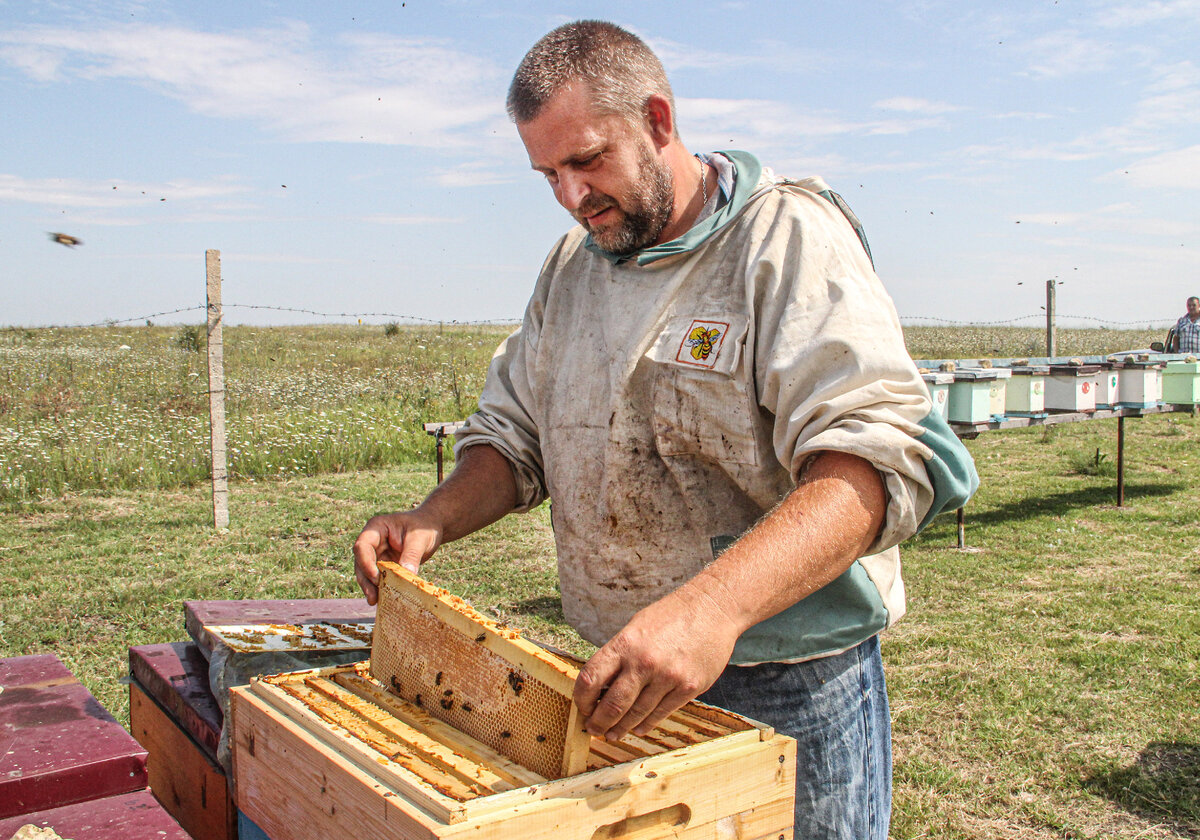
573;581;741;741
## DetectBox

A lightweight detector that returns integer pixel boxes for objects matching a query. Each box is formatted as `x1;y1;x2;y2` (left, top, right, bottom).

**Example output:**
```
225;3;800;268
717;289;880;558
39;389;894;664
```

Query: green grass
1;325;1197;839
0;323;510;501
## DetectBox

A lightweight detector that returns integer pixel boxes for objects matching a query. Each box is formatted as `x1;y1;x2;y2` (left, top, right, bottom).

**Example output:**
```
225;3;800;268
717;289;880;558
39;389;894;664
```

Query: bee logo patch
676;319;729;368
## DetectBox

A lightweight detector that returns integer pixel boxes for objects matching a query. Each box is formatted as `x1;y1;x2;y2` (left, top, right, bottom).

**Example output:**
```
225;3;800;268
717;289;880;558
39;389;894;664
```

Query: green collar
583;150;765;266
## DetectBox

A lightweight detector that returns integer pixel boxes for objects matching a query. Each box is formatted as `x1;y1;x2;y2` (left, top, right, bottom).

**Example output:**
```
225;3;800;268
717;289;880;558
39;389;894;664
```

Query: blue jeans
697;634;892;840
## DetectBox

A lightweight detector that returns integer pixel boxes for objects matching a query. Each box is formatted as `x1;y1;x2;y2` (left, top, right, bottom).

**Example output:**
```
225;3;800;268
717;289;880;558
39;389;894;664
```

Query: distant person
1170;296;1200;353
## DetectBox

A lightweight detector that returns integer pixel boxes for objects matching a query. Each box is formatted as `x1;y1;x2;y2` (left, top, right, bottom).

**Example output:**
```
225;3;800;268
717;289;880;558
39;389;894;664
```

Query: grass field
1;324;1197;839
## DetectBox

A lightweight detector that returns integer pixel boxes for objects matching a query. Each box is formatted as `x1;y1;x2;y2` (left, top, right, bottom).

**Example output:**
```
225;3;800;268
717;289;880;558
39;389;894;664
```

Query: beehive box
231;565;796;840
1045;364;1101;412
1091;365;1121;409
921;372;953;420
1004;366;1048;416
1114;359;1163;408
987;368;1012;417
1162;360;1200;404
948;368;1004;423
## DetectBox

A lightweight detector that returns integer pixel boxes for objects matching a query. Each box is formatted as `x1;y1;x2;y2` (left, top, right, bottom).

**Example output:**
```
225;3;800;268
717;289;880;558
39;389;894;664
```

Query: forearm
419;443;520;542
684;450;886;636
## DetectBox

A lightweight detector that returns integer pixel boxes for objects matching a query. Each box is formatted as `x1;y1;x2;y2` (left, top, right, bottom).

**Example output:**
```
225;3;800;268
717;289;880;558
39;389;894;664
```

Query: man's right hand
350;443;521;604
352;510;444;605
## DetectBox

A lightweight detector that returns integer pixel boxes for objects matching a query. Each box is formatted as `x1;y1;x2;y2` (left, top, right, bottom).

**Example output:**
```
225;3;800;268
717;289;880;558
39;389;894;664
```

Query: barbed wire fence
0;253;1185;528
0;306;1179;332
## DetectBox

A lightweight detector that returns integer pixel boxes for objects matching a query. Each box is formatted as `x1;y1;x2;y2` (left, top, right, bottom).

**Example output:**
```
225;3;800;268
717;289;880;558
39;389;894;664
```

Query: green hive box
1162;361;1200;404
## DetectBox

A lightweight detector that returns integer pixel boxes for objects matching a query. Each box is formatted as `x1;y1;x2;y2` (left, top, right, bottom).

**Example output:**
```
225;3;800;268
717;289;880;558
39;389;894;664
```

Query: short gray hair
507;20;676;129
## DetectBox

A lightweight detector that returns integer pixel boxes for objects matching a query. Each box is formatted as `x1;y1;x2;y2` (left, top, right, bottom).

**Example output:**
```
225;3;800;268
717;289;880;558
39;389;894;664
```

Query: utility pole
1046;279;1057;358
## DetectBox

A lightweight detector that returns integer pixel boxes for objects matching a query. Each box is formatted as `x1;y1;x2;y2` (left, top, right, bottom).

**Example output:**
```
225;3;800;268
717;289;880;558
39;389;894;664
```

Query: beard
573;143;675;256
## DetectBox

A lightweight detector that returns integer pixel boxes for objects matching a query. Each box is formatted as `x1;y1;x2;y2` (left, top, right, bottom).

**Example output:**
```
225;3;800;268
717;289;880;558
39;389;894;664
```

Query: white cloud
1096;0;1200;28
1113;144;1200;189
1019;30;1117;78
364;214;465;226
680;97;946;148
0;173;249;208
0;22;507;149
648;36;827;75
874;97;959;115
1017;205;1198;237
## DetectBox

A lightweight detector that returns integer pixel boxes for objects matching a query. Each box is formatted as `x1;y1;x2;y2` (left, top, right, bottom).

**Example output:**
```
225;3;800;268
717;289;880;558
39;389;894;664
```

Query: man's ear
644;94;675;149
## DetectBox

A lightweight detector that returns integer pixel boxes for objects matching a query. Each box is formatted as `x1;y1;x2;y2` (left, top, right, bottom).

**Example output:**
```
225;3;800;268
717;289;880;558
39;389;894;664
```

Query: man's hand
352;510;443;605
573;580;742;741
351;444;522;604
573;450;886;742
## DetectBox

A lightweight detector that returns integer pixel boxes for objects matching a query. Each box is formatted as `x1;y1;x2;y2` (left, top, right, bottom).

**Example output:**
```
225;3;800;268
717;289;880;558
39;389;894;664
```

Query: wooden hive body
231;567;796;839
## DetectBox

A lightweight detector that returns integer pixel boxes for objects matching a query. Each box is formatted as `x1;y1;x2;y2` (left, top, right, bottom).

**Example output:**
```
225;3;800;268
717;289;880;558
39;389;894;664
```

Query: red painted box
0;654;148;818
0;789;190;839
129;642;223;758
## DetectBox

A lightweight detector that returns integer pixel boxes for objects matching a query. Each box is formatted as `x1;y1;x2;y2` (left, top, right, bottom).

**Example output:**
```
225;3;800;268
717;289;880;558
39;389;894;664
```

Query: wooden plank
303;677;519;793
321;671;543;789
586;737;644;766
445;733;796;838
128;682;236;840
231;687;445;840
678;699;767;739
0;790;192;840
370;563;589;779
184;598;374;656
276;680;488;801
0;654;148;818
330;669;545;788
245;679;466;824
666;707;736;739
128;642;222;758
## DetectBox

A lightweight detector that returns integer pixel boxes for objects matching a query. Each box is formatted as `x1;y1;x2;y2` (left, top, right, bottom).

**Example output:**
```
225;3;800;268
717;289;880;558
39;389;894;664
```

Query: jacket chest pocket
647;315;759;466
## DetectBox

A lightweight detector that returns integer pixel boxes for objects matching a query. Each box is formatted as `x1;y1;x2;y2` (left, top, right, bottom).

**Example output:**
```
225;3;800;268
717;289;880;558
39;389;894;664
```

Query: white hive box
1045;364;1101;413
986;368;1011;417
1091;365;1121;410
1162;359;1200;404
1004;366;1048;416
921;372;954;421
1113;358;1163;408
947;368;1004;423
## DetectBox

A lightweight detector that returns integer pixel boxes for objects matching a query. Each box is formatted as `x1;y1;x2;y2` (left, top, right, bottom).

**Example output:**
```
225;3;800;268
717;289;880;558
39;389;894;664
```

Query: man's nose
556;170;590;211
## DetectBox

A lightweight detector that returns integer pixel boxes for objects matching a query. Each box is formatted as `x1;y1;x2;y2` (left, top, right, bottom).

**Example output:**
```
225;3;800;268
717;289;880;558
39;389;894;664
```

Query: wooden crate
129;681;236;840
231;567;793;839
232;662;795;840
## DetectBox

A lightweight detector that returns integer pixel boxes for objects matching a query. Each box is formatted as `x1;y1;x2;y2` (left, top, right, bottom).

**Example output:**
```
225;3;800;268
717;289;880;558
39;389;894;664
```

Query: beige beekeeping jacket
455;154;976;664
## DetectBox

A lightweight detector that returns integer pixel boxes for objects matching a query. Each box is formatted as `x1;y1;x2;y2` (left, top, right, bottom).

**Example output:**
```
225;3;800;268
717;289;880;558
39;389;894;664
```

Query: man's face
1188;298;1200;319
518;85;675;255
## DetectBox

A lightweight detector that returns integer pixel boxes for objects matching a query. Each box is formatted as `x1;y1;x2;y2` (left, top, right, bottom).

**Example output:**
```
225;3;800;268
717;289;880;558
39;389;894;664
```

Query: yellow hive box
231;565;796;840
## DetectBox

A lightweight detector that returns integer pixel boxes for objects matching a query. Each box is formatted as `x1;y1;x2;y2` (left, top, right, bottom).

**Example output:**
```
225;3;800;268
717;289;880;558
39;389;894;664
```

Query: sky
1;0;1198;329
